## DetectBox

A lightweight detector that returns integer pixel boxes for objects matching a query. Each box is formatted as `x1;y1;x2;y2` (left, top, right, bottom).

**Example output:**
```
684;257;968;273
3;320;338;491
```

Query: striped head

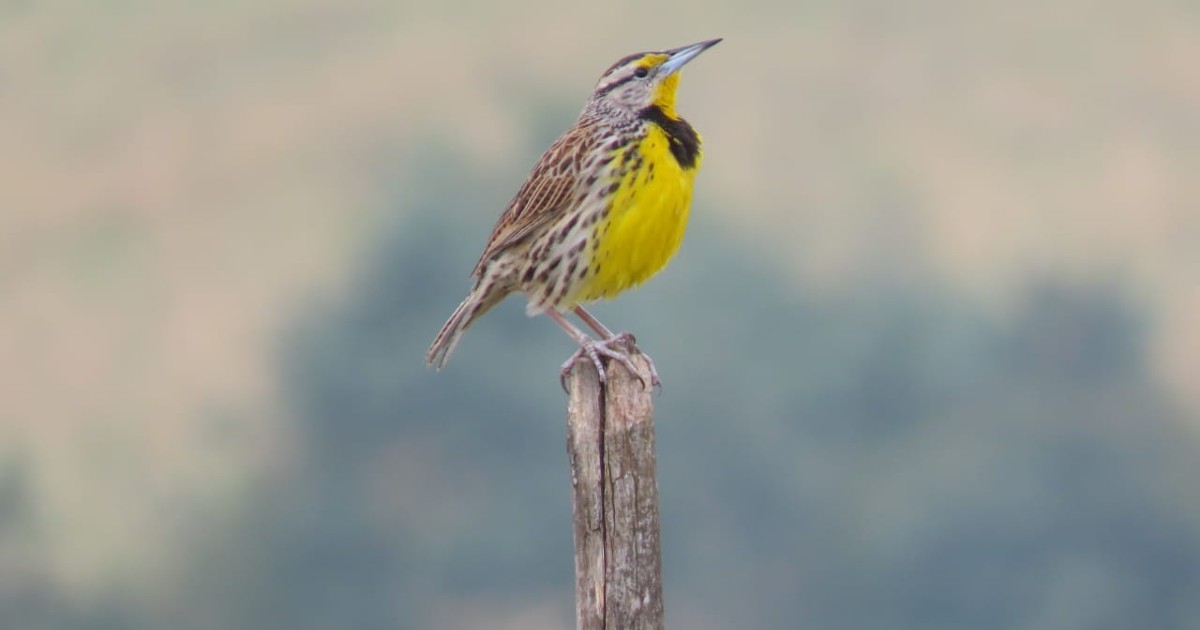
588;39;721;119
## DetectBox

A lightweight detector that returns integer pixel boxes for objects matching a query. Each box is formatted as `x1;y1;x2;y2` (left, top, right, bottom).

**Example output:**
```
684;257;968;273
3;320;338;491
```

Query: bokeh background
4;1;1199;628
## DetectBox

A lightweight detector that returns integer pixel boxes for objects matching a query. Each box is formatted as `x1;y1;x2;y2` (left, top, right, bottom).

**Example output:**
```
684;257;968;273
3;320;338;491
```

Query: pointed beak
657;38;722;77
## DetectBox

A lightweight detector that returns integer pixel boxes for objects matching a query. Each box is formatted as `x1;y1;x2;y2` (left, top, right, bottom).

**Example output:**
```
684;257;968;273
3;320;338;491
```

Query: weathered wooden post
565;350;664;630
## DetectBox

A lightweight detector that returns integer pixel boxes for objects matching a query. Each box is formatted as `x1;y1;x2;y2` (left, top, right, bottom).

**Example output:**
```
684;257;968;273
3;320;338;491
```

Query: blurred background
4;0;1199;628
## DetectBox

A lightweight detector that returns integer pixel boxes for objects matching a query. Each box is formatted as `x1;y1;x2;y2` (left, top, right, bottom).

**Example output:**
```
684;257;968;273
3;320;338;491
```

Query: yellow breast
577;125;700;302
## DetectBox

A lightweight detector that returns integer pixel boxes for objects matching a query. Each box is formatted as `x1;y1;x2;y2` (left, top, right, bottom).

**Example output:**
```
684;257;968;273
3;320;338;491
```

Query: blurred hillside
2;0;1199;628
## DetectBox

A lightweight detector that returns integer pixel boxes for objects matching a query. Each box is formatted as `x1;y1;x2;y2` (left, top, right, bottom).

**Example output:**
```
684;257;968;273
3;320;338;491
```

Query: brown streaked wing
470;128;595;277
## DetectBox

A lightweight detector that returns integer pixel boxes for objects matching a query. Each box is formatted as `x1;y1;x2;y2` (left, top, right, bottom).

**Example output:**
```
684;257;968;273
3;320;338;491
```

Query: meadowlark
427;38;720;389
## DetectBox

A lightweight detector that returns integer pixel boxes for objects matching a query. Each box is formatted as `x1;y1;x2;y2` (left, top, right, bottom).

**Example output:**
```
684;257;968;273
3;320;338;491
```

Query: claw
558;333;660;392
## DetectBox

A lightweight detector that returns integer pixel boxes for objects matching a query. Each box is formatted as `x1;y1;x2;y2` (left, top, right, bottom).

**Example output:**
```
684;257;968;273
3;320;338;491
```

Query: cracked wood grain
566;350;663;630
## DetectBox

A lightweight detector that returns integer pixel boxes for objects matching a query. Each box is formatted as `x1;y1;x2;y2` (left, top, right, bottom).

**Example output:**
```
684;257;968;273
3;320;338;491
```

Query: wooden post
565;351;664;630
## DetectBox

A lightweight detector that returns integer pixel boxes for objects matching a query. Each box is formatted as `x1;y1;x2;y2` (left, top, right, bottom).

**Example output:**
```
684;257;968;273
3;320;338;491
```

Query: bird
426;38;720;390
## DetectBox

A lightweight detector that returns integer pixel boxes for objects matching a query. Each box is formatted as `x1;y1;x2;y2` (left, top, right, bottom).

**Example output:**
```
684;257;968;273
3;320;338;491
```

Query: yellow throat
576;71;702;302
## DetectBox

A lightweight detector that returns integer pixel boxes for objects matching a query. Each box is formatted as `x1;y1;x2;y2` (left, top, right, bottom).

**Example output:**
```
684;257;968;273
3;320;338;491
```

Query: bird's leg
572;306;660;389
547;309;647;392
573;305;616;339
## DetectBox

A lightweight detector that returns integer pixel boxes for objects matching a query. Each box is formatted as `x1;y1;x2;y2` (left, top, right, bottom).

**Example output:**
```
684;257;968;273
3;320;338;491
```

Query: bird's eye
634;67;649;78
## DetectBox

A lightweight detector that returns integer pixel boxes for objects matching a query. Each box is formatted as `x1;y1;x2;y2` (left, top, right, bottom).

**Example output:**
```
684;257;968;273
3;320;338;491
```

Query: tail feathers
426;282;508;369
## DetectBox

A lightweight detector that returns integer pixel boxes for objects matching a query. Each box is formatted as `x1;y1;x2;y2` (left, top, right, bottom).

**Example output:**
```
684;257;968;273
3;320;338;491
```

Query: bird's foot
559;332;660;392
